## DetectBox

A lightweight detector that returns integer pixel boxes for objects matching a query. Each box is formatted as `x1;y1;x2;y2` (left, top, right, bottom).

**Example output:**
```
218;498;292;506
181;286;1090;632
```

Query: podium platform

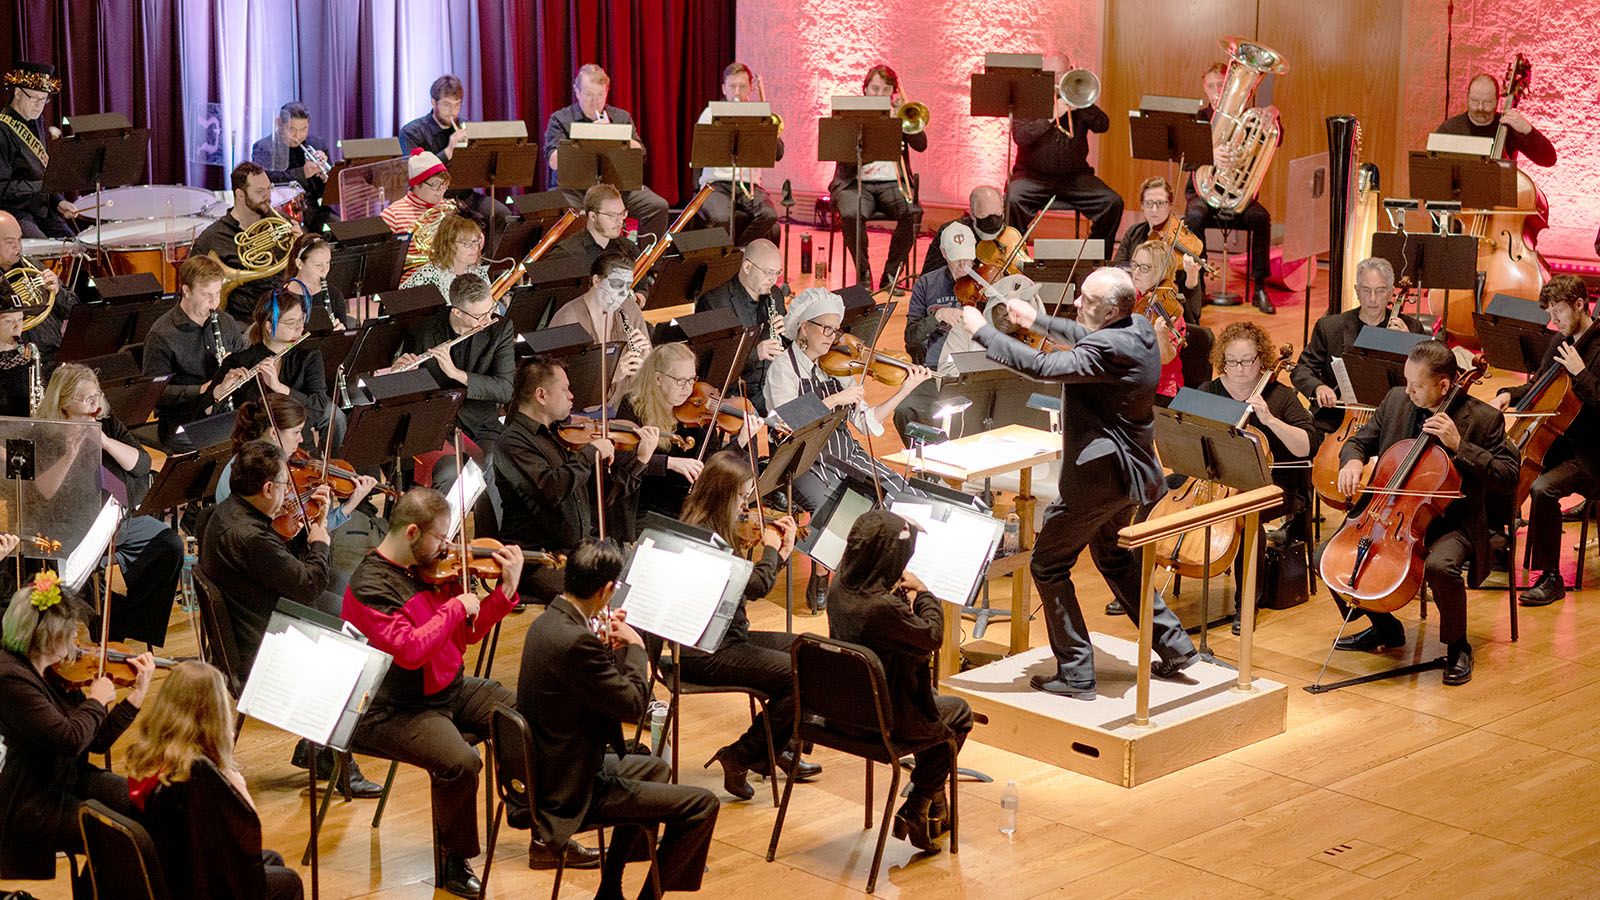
943;636;1287;787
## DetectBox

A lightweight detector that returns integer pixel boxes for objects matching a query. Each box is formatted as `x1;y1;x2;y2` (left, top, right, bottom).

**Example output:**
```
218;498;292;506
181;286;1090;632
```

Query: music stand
57;299;171;361
133;443;232;518
759;403;851;632
340;317;412;380
297;328;360;389
99;374;168;428
503;284;563;337
448;138;541;260
555;130;644;193
1370;230;1477;330
326;223;407;300
1127;100;1214;186
818;112;904;287
43;117;151;255
667;307;758;392
970;54;1055;192
87;272;163;305
643;229;742;311
1408;150;1519;211
1473;294;1556;375
691;113;781;243
340;387;464;473
1283;151;1332;344
375;285;446;321
517;255;590;323
565;341;625;413
1344;326;1429;405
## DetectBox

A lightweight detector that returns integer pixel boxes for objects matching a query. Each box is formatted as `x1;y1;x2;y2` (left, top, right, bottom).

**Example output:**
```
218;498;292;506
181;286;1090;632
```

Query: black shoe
339;756;386;799
1151;653;1198;680
1254;287;1276;315
1443;641;1474;686
1519;570;1567;607
704;744;755;801
1104;599;1127;616
763;490;790;513
804;570;828;615
528;836;602;870
440;855;482;898
1562;502;1589;522
1028;674;1097;700
927;793;950;839
1334;624;1407;653
892;796;942;853
749;750;822;781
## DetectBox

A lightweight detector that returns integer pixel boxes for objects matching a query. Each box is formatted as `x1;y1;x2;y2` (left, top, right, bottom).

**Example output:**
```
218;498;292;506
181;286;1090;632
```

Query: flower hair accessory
30;570;62;611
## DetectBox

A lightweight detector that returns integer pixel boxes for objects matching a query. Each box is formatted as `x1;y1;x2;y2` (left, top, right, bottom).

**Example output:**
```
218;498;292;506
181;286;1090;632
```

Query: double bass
1318;357;1487;612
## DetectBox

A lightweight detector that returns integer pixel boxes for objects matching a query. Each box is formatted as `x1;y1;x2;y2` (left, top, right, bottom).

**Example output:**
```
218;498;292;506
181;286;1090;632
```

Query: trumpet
1053;68;1101;138
305;144;333;178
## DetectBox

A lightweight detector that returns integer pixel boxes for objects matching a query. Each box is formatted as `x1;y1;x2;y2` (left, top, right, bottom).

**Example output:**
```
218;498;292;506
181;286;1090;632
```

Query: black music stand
340;388;464;474
566;341;626;413
326;233;407;300
503;284;563;337
341;317;412;378
73;351;140;382
1344;326;1429;405
58;299;171;361
1128;106;1214;175
1370;230;1477;332
1155;394;1277;663
1408;151;1519;210
661;308;758;392
512;189;577;219
517;255;590;325
87;272;163;305
643;229;741;311
134;443;232;518
519;322;593;357
449;142;541;259
818;113;903;287
43;118;151;252
299;328;360;389
691;118;781;243
970;61;1055;195
555;137;644;193
1473;294;1555;376
99;375;168;428
758;402;850;632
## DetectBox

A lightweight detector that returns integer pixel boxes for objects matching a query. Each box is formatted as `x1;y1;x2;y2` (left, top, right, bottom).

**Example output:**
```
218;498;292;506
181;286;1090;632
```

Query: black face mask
973;214;1005;240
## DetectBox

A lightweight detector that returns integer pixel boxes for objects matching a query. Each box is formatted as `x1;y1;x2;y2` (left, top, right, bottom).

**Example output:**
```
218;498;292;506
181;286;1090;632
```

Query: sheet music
919;433;1050;472
891;500;1004;606
1331;357;1357;404
447;460;486;539
238;628;368;745
61;498;124;591
619;538;732;646
810;489;875;571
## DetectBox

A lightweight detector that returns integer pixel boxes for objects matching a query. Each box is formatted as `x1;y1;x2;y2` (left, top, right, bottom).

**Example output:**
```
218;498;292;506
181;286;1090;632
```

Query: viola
272;466;331;540
288;449;400;501
674;382;757;436
418;537;564;585
555;415;694;453
817;332;919;387
50;635;175;691
1135;286;1188;342
1318;357;1488;613
975;224;1027;276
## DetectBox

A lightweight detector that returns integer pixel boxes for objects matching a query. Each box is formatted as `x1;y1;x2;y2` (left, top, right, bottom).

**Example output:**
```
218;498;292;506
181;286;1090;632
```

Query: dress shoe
1151;653;1198;680
1519;570;1567;607
703;744;755;801
1443;641;1474;686
892;795;942;853
1104;599;1127;616
1562;501;1590;522
528;836;602;870
291;741;385;798
1254;287;1276;315
749;750;822;781
1334;624;1407;653
440;855;482;898
1028;674;1097;700
803;570;828;615
927;792;950;839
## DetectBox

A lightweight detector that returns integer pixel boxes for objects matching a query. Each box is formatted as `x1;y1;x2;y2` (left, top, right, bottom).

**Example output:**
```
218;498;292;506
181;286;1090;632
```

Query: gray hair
1355;256;1395;290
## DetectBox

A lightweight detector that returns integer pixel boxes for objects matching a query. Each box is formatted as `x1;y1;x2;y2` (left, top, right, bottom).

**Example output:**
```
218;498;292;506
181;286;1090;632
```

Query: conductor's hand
824;384;865;409
1001;299;1038;332
492;542;524;593
633;425;660;464
1337;459;1366;499
1314;385;1339;409
456;591;482;618
589;438;616;465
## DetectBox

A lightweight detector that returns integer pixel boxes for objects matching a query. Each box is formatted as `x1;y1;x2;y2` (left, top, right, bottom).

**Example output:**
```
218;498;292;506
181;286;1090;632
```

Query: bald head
0;212;20;268
1079;267;1135;330
738;239;782;296
969;186;1003;217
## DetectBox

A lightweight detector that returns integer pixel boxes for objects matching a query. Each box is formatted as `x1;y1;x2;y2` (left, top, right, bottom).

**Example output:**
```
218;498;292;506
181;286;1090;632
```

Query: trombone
892;100;929;202
1053;68;1100;138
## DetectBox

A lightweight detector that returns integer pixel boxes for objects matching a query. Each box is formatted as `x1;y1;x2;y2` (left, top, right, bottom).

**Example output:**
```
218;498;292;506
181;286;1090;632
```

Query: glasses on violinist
808;321;841;338
1222;355;1259;370
658;372;696;389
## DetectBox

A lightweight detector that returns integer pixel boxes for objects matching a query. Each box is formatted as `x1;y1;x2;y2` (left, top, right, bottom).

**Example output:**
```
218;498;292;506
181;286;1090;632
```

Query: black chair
765;634;959;894
826;177;923;292
648;637;781;806
480;703;659;900
188;567;247;733
77;800;171;900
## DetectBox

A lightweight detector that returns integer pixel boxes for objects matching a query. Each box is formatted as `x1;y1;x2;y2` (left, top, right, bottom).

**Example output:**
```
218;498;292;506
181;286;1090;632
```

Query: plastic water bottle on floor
999;779;1019;835
648;700;670;764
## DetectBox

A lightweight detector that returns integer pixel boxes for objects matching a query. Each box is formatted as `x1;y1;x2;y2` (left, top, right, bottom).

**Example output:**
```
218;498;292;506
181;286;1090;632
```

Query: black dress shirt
1011;104;1110;178
399;113;452;157
250;132;330;206
542;103;645;185
192;214;278;320
693;276;787;409
493;411;644;553
141;303;247;445
199;494;332;669
1435;112;1558;167
1501;322;1600;465
401;308;516;445
555;227;640;270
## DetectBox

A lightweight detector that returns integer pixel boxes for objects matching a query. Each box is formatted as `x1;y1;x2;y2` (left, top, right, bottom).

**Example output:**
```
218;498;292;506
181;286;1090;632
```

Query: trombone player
1005;56;1122;250
830;64;925;292
694;62;784;247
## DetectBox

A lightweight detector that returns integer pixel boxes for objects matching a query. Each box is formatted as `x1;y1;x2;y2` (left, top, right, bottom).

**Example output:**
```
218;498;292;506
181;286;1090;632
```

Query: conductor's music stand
818;110;903;289
1370;230;1477;334
691;109;781;243
1473;293;1556;376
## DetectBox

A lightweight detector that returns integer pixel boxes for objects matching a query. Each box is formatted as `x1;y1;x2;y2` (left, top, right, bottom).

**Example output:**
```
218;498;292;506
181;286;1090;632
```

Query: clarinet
208;312;233;412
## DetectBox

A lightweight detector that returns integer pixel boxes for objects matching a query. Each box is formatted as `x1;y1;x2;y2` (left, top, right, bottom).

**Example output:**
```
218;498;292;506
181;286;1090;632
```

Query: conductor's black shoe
440;855;482;898
1254;288;1276;314
1029;674;1097;700
1151;653;1199;680
527;837;602;870
1443;641;1475;686
1334;624;1407;654
1519;570;1567;607
749;750;822;781
1104;599;1127;616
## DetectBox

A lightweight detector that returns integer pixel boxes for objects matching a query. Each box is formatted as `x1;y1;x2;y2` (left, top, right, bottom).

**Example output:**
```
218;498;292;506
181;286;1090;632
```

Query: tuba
1193;38;1288;214
405;199;460;271
218;213;298;305
4;256;59;331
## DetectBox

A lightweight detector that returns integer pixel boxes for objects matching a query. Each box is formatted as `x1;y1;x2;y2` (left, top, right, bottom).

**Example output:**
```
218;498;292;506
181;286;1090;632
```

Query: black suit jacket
517;597;650;845
1499;323;1600;465
975;313;1165;506
1341;386;1519;586
1291;308;1425;431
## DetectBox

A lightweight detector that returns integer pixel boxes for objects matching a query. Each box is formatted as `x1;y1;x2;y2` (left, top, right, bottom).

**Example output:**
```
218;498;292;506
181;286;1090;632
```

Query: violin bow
700;330;748;464
999;195;1054;274
594;314;612;541
1049;212;1094;320
454;429;470;601
855;319;889;506
96;523;118;680
257;376;313;534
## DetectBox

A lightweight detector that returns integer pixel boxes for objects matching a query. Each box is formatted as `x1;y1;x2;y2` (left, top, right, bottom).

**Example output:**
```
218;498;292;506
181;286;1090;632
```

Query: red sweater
342;550;515;708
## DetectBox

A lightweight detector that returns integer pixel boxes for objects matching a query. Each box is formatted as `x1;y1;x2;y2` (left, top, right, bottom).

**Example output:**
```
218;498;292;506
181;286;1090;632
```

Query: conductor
939;267;1198;697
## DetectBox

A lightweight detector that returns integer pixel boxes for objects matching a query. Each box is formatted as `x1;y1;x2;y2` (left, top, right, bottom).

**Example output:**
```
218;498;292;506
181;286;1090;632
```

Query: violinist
1006;54;1122;249
1185;63;1275;314
399;213;491;296
37;364;184;650
550;249;652;393
832;63;925;290
494;356;652;603
142;255;249;451
282;233;355;330
544;63;669;240
1317;340;1518;685
950;268;1199;697
1291;257;1424;433
1436;72;1557;167
920;184;1006;275
680;452;821;799
394;272;516;455
343;486;524;900
1198;323;1320;626
695;63;784;246
555;182;642;270
1127;239;1201;401
1115;178;1204;322
1492;276;1600;608
0;571;153;886
218;286;338;448
694;237;786;413
900;223;989;434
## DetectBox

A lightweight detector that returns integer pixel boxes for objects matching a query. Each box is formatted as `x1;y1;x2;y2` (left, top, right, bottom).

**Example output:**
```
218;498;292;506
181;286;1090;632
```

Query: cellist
1291;257;1423;434
1315;340;1518;686
1491;276;1600;608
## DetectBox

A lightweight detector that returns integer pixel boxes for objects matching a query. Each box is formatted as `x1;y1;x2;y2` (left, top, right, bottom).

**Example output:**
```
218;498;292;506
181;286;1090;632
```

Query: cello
1504;337;1581;504
1318;357;1487;612
1431;55;1548;349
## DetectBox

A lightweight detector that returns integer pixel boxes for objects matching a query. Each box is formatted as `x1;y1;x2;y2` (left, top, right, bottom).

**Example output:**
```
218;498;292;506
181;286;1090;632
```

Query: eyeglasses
658;372;696;389
1130;262;1155;275
808;321;841;338
1353;286;1391;298
69;391;103;405
425;529;452;545
455;237;484;248
17;89;49;104
747;261;780;278
594;208;627;221
1222;356;1259;370
1141;199;1171;210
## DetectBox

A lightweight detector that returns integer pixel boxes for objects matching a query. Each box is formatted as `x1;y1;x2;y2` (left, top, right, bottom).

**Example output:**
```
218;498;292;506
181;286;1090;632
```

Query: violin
1135;287;1188;349
555;415;694;453
287;449;400;501
817;332;919;387
418;537;564;585
50;631;176;691
975;224;1027;275
1152;218;1218;282
1319;357;1488;613
674;382;757;436
734;507;809;551
272;466;331;540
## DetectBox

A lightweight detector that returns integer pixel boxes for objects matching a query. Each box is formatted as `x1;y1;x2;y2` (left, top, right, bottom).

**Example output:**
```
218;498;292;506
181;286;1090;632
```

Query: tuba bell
1193;37;1289;214
217;213;298;305
405;198;460;271
3;256;58;331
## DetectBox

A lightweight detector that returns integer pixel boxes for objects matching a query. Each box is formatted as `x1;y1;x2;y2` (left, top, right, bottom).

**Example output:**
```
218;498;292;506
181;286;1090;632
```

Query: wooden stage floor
14;231;1600;899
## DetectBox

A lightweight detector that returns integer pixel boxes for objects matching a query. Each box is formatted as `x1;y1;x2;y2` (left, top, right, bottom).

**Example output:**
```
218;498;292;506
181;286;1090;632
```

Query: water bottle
648;700;670;764
999;779;1019;835
1002;514;1020;556
799;232;813;274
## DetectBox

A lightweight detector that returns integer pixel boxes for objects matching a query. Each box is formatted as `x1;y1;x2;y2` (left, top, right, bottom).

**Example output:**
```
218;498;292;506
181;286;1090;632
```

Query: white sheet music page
238;628;368;745
619;538;732;646
891;501;1003;607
